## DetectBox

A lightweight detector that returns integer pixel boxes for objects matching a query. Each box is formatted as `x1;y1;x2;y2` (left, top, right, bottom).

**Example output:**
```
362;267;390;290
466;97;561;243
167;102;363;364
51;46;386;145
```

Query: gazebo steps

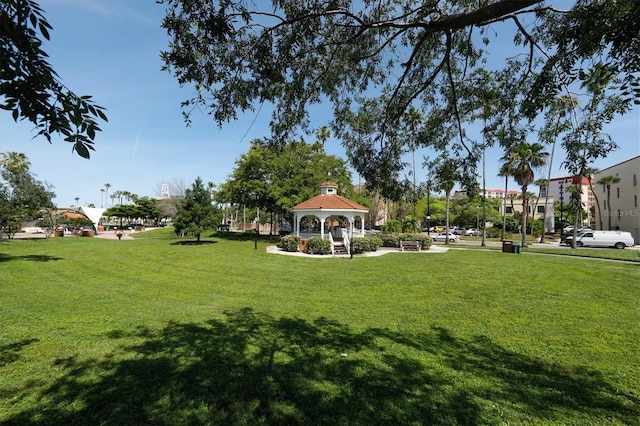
333;244;349;255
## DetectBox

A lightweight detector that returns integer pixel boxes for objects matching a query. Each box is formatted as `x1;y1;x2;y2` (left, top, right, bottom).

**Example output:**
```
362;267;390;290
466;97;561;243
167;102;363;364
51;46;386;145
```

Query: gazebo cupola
320;182;338;195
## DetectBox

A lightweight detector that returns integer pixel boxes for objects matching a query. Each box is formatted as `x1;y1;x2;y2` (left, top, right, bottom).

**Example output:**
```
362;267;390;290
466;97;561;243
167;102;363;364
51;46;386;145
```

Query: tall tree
497;163;512;241
0;152;55;238
174;177;218;242
431;157;460;245
583;167;602;230
1;0;107;157
596;175;620;230
104;183;111;207
217;139;353;227
159;0;638;196
404;106;423;218
538;95;578;241
501;142;548;246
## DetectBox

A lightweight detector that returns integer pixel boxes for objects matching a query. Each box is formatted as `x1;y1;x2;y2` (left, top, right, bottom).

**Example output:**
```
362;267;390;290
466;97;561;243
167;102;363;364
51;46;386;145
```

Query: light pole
426;180;431;235
476;206;479;231
559;182;564;240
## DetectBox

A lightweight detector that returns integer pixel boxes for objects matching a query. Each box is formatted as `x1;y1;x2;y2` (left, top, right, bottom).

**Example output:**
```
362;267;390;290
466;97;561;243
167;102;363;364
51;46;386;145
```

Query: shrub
486;227;502;239
350;237;367;254
277;235;300;252
350;235;382;254
381;219;402;233
379;233;400;248
365;234;382;251
307;237;331;255
402;216;421;233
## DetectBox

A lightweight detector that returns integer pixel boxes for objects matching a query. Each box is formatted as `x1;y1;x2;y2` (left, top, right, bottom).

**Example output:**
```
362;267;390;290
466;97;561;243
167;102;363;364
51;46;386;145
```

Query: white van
565;230;635;249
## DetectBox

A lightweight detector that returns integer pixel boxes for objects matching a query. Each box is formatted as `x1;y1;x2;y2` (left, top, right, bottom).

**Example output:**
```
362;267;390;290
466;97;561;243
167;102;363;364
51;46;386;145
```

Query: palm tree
434;159;459;245
404;106;423;218
100;188;105;208
315;126;331;146
501;142;549;246
539;95;578;242
1;152;30;173
74;197;80;206
497;163;512;241
532;178;547;238
583;167;602;230
104;183;111;207
596;175;620;230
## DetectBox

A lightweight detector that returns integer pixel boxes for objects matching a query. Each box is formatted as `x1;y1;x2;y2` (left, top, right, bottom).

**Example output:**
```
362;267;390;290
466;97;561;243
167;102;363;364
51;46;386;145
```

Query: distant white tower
161;184;170;199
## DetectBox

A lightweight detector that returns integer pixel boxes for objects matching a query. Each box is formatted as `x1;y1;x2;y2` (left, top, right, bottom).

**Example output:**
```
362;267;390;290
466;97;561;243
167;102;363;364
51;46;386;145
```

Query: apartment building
593;156;640;242
498;197;556;233
546;175;594;227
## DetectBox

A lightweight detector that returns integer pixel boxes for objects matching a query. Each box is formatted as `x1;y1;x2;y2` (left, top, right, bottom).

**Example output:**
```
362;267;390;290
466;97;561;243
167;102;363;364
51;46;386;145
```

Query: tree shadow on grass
0;338;40;367
3;309;638;425
171;240;218;246
0;253;62;263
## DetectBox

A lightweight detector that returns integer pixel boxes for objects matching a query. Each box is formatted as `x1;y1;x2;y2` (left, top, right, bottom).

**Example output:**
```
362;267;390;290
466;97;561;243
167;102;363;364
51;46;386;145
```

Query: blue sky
1;0;639;207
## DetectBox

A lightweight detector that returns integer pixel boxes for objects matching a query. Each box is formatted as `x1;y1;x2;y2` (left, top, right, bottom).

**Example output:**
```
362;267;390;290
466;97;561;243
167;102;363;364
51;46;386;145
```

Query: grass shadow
3;309;637;424
0;253;62;263
171;240;218;246
0;339;40;367
208;230;280;243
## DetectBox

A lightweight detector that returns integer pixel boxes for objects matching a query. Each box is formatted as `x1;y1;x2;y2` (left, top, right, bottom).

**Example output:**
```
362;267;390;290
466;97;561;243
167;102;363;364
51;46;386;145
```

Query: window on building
617;210;621;221
537;205;545;213
617;187;620;198
634;174;637;186
527;206;531;213
506;206;513;214
635;195;638;208
540;187;547;197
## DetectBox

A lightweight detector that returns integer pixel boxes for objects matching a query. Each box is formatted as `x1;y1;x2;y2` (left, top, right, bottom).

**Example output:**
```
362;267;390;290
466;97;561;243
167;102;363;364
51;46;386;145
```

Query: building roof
549;175;591;185
596;155;640;173
291;194;369;211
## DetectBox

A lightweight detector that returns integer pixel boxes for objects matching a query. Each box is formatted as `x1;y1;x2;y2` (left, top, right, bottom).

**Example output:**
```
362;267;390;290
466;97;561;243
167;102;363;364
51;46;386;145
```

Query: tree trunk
501;175;508;241
521;186;528;247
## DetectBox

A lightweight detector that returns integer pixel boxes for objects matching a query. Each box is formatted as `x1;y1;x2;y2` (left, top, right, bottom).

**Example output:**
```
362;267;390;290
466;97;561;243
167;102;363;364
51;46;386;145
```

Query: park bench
399;240;420;252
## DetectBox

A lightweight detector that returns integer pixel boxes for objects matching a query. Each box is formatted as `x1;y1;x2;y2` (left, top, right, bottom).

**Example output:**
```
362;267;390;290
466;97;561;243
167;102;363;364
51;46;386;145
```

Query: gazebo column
319;213;329;240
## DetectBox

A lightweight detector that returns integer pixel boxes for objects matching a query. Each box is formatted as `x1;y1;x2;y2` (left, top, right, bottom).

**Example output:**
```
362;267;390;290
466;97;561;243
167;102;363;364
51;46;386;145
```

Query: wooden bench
399;240;420;252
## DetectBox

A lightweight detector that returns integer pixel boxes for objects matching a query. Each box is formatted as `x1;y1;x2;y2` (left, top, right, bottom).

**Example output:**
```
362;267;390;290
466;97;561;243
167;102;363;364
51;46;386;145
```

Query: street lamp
559;182;564;240
426;180;431;235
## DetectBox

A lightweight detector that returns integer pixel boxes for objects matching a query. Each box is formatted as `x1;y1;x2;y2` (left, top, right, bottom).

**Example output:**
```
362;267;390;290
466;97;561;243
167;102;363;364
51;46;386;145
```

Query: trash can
512;242;521;254
502;240;513;253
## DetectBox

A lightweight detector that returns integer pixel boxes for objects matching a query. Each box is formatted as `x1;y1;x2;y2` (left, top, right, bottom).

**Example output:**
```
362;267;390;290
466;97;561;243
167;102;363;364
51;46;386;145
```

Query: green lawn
1;229;639;425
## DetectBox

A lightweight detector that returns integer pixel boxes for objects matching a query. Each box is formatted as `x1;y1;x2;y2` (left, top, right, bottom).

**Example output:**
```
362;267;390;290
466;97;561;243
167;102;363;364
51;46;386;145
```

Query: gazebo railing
342;233;350;255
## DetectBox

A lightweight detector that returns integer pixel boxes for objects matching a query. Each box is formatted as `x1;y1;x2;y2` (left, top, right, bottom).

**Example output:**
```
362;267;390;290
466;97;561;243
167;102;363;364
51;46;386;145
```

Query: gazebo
290;182;369;253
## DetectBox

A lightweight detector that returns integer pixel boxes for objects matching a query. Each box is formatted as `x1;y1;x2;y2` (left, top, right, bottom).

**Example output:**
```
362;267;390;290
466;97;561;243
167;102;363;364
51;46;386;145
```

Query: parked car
451;227;466;235
564;230;635;249
432;232;460;243
563;225;591;234
465;228;483;236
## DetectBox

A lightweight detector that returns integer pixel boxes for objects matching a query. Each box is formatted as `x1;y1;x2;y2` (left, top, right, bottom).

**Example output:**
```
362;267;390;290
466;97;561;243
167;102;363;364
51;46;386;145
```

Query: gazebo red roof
291;194;368;211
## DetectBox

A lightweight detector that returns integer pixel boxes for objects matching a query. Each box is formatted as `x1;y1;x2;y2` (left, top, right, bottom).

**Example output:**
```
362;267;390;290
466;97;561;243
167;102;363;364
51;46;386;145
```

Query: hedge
277;235;300;252
307;237;332;255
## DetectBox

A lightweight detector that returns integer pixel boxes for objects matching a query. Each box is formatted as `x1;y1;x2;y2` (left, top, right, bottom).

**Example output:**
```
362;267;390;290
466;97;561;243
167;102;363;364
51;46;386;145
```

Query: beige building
499;197;555;233
546;175;594;227
593;156;640;242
